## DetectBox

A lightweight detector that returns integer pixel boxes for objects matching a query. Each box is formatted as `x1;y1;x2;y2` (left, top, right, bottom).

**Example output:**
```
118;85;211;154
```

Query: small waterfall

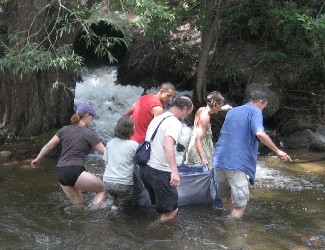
75;67;144;143
75;66;193;149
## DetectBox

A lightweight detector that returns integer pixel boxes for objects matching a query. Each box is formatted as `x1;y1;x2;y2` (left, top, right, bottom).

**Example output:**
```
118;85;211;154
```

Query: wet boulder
279;118;315;135
0;151;12;162
244;82;280;118
310;125;325;152
0;132;5;145
283;129;315;149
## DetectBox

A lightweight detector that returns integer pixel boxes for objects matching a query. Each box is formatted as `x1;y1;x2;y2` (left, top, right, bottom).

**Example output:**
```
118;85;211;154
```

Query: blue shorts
57;166;85;186
139;165;178;213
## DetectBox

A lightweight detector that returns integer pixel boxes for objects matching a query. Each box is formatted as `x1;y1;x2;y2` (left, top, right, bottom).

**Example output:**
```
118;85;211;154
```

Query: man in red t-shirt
124;82;176;144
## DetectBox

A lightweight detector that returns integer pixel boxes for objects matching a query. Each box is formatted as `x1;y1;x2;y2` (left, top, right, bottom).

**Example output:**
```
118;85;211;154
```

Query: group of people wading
32;82;291;222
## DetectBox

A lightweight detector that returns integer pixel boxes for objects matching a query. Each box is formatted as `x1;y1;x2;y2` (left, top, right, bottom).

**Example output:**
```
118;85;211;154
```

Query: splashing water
255;160;324;192
75;67;144;142
75;67;193;144
75;67;323;193
75;67;193;147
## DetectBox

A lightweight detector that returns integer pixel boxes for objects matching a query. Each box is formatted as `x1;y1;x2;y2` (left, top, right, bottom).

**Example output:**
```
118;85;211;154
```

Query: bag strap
150;115;173;142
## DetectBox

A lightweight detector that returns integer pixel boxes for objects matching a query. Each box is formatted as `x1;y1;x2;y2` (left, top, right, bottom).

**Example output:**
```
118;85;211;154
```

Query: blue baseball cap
76;103;96;117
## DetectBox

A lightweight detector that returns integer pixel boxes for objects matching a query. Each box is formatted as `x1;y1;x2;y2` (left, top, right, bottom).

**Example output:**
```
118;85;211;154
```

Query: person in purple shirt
212;90;292;219
31;103;106;207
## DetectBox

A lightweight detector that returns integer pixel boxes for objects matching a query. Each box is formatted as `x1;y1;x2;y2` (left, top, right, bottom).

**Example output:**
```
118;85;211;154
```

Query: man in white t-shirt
139;96;193;222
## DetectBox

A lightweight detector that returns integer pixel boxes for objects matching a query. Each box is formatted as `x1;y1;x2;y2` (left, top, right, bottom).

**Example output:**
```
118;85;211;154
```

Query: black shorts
140;165;178;213
57;166;85;186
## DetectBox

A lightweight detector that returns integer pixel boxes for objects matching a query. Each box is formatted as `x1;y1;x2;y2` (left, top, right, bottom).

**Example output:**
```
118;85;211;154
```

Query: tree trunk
196;10;220;104
0;69;76;136
195;0;234;104
0;0;79;136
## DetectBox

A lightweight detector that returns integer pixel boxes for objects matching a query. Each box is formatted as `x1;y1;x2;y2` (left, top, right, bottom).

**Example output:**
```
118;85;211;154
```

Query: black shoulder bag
134;115;172;166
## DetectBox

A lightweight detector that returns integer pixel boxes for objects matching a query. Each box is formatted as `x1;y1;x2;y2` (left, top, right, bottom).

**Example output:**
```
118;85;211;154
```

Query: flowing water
0;67;324;249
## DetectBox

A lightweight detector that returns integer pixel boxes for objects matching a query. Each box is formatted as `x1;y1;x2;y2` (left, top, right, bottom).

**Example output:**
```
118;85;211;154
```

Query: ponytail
71;114;81;124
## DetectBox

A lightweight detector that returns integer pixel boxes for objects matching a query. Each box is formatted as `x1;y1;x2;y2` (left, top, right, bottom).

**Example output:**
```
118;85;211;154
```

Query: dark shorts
139;165;178;213
57;166;85;186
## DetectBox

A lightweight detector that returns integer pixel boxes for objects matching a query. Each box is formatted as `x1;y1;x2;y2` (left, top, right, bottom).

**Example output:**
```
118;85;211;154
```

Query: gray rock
315;125;325;136
0;151;12;162
283;129;315;149
279;118;314;135
310;125;325;152
245;83;280;118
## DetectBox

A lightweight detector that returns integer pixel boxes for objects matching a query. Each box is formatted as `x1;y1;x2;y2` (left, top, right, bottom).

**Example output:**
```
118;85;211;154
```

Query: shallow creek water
0;149;324;249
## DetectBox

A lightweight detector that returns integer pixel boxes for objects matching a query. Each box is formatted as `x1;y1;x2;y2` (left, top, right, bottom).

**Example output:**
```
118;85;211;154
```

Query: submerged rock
310;125;325;152
0;151;12;162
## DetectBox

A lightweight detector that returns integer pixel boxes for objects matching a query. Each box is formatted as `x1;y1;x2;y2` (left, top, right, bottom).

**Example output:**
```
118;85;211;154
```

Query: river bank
0;140;38;162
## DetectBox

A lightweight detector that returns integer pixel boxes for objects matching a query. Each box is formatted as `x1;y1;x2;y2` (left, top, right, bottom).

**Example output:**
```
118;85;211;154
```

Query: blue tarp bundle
133;164;213;207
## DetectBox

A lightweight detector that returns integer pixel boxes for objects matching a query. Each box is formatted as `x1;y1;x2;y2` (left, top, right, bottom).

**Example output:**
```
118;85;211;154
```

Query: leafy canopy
0;0;129;77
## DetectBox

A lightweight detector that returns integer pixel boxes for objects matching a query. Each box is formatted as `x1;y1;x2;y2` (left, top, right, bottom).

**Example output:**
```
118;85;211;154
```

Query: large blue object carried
134;164;221;208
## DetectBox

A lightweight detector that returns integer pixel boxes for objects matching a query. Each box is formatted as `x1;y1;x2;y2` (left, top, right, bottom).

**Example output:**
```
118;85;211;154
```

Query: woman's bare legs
61;171;106;205
75;171;106;205
60;185;84;205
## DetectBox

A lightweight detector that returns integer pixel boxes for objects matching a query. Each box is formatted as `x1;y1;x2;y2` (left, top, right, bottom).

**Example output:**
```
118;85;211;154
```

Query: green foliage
83;20;128;62
262;51;287;63
0;42;84;78
110;0;194;38
247;17;264;36
225;64;242;83
296;13;325;41
1;0;322;92
219;5;250;38
219;0;324;89
57;5;131;61
32;128;59;148
0;1;130;77
50;80;75;97
266;3;309;51
0;0;11;11
50;45;84;73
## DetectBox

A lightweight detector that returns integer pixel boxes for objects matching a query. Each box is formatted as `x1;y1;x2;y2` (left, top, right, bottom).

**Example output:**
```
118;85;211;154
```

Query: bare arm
94;142;105;155
256;131;292;161
31;135;60;167
220;104;233;111
123;104;134;116
195;115;210;166
152;106;164;117
163;136;180;187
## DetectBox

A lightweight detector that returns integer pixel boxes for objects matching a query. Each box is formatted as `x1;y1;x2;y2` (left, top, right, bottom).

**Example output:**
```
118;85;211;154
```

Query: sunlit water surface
0;67;323;249
0;153;324;249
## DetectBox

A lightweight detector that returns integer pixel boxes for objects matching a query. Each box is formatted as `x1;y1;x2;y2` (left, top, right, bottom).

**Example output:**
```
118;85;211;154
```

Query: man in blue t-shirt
212;90;292;219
